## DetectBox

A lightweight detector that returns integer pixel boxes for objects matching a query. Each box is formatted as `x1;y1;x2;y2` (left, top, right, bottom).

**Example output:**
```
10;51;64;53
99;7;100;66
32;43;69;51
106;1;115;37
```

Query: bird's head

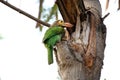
51;20;73;28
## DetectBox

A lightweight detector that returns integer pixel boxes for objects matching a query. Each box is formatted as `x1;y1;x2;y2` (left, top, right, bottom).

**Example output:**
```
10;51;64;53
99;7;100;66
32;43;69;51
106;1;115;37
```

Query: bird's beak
63;22;73;28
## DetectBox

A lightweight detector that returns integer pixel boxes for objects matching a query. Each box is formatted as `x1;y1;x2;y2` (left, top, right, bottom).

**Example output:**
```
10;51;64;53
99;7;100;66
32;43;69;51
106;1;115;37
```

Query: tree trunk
55;0;106;80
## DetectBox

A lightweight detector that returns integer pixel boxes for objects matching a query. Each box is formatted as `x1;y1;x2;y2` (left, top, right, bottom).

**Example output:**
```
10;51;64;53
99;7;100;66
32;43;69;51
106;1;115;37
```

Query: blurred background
0;0;120;80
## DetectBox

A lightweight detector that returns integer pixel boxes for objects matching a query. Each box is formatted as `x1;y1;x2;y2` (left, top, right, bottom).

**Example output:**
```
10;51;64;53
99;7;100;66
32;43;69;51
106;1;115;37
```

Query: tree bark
55;0;106;80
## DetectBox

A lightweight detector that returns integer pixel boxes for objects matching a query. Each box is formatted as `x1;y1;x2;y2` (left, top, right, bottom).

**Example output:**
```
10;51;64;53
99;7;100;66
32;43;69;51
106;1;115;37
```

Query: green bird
43;20;73;65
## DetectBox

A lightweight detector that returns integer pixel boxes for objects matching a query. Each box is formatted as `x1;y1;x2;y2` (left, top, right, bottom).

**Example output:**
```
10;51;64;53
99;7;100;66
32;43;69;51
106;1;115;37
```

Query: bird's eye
59;20;63;24
60;21;63;23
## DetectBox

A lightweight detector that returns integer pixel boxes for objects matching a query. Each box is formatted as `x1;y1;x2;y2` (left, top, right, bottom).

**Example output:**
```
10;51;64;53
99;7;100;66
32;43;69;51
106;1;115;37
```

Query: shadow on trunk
55;0;106;80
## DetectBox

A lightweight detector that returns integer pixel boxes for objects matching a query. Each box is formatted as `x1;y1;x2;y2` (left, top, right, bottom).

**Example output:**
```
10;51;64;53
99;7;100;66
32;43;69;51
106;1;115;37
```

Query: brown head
51;20;73;28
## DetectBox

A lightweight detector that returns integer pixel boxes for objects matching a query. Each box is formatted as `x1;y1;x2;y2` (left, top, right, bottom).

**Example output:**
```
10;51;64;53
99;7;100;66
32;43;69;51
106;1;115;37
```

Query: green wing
43;26;64;43
46;34;62;46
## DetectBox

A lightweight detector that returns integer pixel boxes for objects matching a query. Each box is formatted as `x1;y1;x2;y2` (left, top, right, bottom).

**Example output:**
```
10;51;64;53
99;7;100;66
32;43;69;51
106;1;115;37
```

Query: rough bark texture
55;0;106;80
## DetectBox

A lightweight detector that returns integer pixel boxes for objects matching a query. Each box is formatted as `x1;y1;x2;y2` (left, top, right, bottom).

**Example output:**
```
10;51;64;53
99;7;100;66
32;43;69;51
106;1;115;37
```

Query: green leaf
39;25;43;31
55;9;58;20
45;4;58;22
36;0;44;30
105;0;109;10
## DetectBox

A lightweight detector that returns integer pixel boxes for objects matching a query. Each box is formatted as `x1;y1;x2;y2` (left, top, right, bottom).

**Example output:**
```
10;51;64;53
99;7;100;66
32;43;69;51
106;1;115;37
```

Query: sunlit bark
55;0;106;80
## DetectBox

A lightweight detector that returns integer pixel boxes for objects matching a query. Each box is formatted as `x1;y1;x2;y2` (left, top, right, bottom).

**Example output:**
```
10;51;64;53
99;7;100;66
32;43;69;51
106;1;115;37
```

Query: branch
102;13;110;21
105;0;109;10
36;0;44;28
0;0;51;27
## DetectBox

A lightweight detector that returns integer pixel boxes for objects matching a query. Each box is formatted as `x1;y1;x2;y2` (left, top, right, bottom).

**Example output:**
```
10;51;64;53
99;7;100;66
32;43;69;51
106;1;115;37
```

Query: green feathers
45;44;53;64
43;26;65;65
43;26;64;43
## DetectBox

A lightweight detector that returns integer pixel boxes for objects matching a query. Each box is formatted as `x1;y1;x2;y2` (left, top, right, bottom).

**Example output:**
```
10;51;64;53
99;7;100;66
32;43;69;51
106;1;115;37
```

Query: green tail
45;44;53;65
